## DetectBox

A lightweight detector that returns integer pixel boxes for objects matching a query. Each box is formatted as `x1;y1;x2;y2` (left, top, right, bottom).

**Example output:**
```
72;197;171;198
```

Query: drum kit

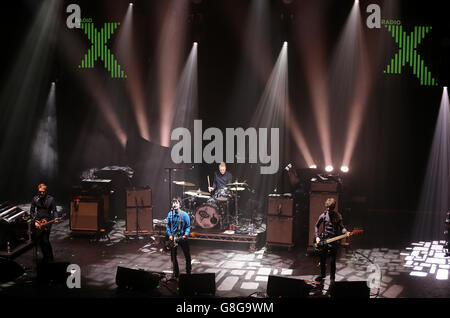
172;179;253;231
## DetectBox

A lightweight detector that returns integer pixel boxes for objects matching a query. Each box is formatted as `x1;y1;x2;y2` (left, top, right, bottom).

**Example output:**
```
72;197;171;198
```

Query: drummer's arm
209;177;216;192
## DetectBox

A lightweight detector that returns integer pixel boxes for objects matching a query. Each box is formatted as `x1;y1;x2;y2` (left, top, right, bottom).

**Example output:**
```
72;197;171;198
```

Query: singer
166;197;192;279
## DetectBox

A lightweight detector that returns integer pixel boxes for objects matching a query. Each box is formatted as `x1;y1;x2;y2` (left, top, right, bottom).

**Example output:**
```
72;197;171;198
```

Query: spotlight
129;3;133;6
309;165;317;169
325;165;334;172
340;166;349;173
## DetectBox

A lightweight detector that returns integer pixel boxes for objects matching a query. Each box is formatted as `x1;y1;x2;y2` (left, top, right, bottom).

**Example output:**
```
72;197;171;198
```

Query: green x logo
384;25;437;86
78;22;127;79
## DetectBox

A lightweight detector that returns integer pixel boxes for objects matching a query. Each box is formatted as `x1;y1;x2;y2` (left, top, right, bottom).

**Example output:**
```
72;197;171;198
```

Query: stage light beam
29;82;58;180
116;3;151;141
295;0;333;168
157;0;189;147
328;0;372;170
414;87;450;240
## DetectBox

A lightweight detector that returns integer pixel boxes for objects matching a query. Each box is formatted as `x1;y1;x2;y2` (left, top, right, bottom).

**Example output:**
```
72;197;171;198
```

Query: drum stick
207;175;211;188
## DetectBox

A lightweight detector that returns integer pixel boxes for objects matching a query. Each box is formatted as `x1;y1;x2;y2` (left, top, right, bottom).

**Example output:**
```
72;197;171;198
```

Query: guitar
169;232;199;248
314;228;363;252
32;213;66;238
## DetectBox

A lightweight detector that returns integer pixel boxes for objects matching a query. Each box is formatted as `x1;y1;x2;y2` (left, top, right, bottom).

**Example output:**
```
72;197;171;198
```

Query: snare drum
195;204;220;229
214;187;231;202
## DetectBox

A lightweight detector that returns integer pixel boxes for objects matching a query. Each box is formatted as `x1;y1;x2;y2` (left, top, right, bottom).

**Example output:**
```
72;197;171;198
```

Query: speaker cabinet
126;188;152;207
115;266;162;291
70;199;98;231
266;275;309;298
267;197;294;247
36;262;71;285
330;281;370;298
179;273;216;296
0;259;24;283
126;207;153;233
70;195;109;231
266;216;294;245
268;197;294;217
308;192;339;246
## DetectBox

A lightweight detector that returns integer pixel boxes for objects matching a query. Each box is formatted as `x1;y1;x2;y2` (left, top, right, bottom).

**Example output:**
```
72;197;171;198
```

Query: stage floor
0;218;449;299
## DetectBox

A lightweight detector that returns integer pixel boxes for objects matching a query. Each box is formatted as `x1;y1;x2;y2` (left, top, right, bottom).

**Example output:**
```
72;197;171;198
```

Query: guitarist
166;197;192;279
314;198;350;284
30;183;59;263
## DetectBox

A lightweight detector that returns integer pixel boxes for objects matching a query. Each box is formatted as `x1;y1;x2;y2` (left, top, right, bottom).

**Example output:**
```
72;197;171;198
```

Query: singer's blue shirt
166;209;190;237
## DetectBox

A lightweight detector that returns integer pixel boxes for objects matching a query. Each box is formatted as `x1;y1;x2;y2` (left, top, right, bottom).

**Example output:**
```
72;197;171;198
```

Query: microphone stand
135;197;139;239
164;167;179;210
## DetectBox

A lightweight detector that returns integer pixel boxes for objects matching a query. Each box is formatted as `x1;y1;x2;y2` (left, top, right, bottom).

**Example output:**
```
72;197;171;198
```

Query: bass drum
195;204;220;229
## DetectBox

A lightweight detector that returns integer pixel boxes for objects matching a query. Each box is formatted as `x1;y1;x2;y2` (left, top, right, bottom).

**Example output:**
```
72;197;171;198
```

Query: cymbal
229;187;245;191
185;189;210;196
173;181;195;187
226;181;248;186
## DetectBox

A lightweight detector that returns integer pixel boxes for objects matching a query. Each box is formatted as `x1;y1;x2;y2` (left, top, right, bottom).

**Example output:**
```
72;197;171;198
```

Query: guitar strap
177;211;183;233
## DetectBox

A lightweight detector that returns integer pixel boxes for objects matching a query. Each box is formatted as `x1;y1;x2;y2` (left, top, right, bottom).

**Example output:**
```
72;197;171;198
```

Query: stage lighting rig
340;166;349;173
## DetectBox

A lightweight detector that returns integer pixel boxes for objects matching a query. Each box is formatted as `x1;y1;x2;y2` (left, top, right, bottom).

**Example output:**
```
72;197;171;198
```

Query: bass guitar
314;228;363;252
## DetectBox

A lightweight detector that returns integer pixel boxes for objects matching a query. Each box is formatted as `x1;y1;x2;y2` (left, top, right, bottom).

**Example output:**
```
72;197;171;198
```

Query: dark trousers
170;239;191;277
320;247;338;280
35;228;54;263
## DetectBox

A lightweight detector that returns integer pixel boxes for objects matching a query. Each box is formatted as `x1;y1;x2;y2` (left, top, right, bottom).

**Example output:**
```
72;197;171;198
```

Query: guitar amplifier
70;195;109;231
266;196;294;247
266;215;294;245
310;181;340;192
126;207;153;233
267;196;294;217
126;188;152;207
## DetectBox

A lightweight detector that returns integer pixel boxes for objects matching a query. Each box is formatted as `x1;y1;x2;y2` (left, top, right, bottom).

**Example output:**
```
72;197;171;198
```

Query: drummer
208;162;232;194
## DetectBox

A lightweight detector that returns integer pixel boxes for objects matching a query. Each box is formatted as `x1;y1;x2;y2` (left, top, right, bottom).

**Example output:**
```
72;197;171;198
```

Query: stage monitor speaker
0;258;24;283
126;207;153;232
126;188;152;207
115;266;163;291
266;275;309;298
179;273;216;296
36;262;71;285
330;281;370;298
266;216;294;245
308;192;339;246
70;199;99;231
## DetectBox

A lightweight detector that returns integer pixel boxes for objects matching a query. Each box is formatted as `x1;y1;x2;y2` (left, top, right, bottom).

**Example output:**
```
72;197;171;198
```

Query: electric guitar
314;228;363;252
169;232;199;248
32;213;66;238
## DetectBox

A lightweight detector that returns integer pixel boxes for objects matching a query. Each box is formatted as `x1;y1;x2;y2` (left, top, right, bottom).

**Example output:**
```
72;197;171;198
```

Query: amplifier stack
124;187;153;235
266;195;295;249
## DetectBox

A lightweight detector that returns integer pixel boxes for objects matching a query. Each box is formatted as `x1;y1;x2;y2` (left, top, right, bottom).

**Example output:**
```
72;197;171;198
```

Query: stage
0;0;449;309
1;215;448;300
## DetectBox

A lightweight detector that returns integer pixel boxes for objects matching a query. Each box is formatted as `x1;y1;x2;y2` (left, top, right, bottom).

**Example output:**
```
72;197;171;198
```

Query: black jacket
212;171;232;191
30;194;58;221
314;210;347;239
